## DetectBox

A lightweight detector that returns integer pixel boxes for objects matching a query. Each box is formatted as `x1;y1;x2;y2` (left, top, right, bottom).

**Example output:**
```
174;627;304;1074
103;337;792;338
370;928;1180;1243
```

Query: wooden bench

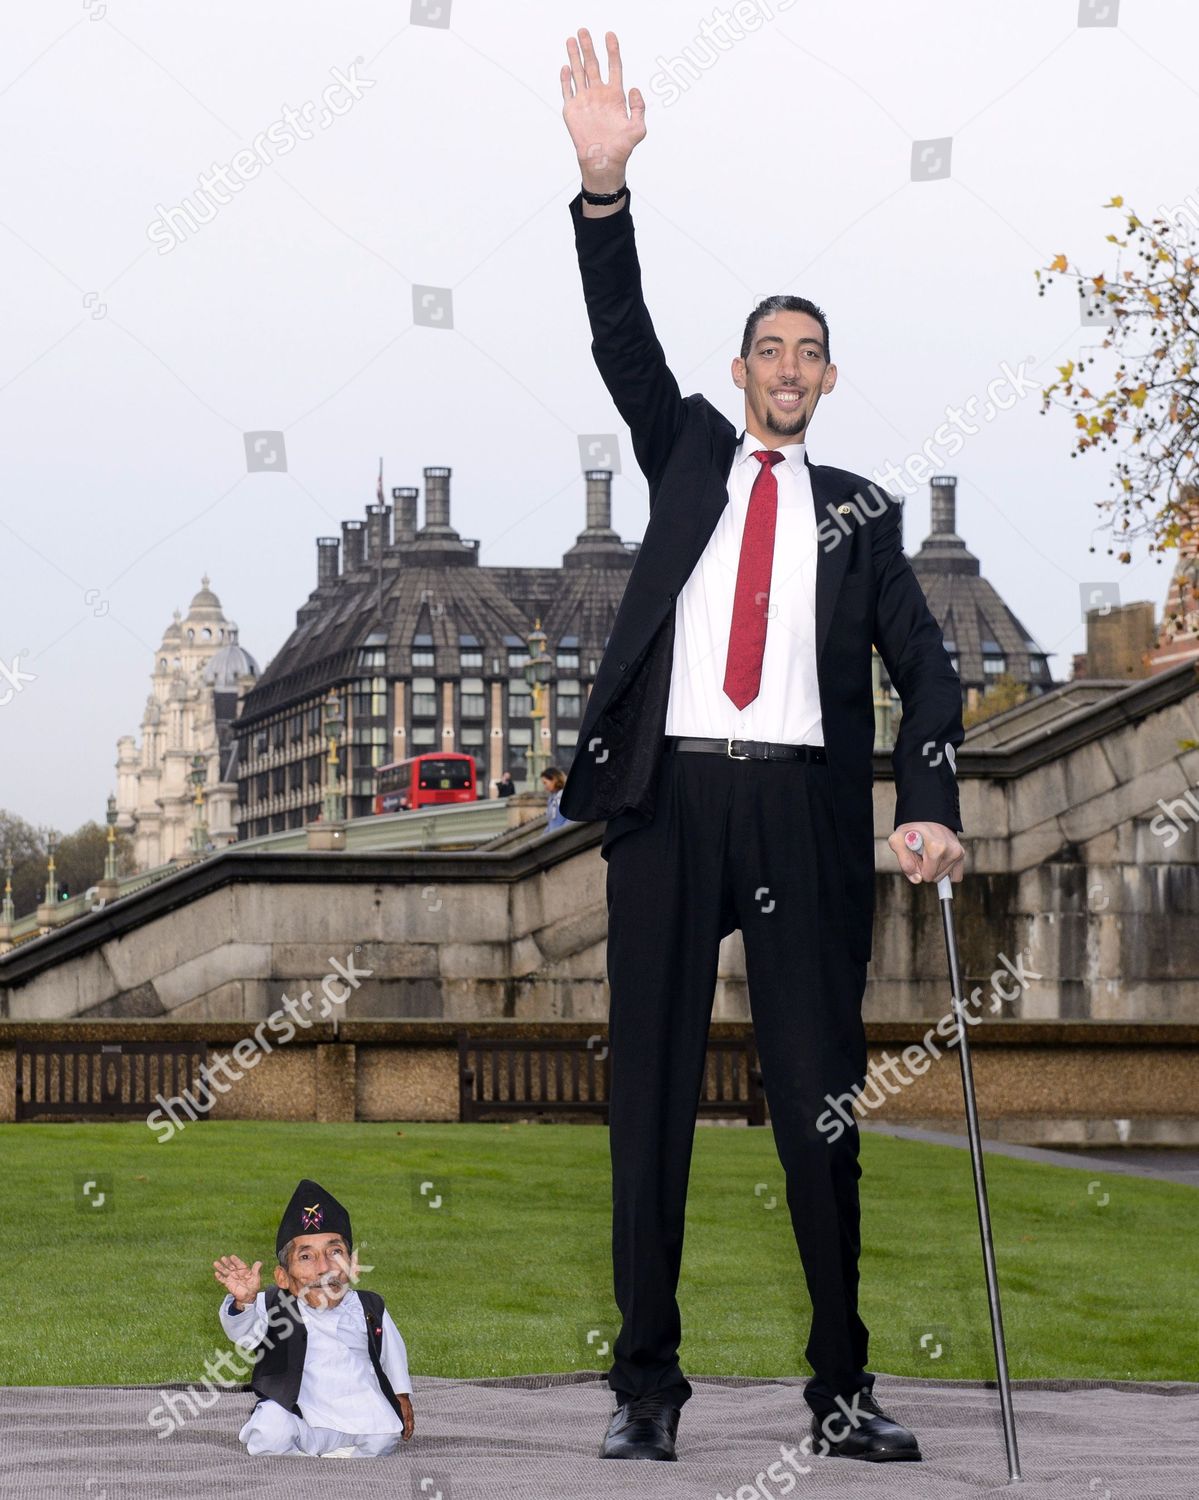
15;1039;209;1121
456;1032;767;1125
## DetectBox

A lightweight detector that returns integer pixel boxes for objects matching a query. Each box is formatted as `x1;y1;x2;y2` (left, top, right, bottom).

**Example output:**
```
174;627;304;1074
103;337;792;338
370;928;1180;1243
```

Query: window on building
288;712;302;742
556;634;579;670
410;725;436;748
306;705;321;736
460;725;486;779
556;679;581;719
508;726;532;784
272;768;285;796
459;633;483;670
307;754;322;787
412;632;435;669
983;656;1006;676
202;627;212;641
460;677;485;718
411;677;437;717
270;721;284;750
255;731;268;756
556;729;578;771
352;676;387;718
504;633;529;670
255;772;268;800
508;680;532;718
1029;656;1045;677
358;628;388;671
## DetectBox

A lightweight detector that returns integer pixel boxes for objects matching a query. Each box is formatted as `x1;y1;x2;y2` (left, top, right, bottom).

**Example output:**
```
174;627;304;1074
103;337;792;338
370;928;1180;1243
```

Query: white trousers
239;1398;402;1458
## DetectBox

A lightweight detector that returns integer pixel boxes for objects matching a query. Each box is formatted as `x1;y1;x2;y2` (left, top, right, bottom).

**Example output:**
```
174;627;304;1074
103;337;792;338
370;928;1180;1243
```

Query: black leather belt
667;735;828;764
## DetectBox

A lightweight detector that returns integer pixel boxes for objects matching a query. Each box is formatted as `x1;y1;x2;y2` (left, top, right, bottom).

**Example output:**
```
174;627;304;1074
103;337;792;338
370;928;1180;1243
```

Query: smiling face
274;1231;353;1309
732;308;837;447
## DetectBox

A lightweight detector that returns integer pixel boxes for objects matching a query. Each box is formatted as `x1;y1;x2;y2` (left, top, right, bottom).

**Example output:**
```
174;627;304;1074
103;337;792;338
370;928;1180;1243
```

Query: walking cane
904;829;1022;1484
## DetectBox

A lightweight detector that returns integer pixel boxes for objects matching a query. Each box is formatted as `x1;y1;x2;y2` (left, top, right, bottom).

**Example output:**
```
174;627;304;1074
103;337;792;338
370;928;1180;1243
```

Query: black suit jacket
559;191;964;964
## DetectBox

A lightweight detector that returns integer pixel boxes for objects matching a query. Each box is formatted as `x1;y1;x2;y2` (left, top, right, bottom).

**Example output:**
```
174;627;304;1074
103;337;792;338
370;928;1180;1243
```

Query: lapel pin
837;503;853;514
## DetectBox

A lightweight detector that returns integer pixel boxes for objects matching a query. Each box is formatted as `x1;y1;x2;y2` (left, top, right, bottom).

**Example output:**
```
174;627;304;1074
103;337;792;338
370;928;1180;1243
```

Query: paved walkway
862;1121;1199;1187
3;1373;1197;1499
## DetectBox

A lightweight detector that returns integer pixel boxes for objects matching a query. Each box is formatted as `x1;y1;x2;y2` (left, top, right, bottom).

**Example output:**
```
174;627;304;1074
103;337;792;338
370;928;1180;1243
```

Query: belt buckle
726;737;750;760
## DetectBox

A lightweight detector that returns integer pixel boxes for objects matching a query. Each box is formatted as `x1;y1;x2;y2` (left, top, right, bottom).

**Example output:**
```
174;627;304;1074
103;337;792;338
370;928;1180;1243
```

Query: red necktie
723;450;784;710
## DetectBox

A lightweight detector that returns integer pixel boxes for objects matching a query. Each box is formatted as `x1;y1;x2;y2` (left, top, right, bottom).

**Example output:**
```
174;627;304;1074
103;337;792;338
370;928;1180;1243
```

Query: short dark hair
740;295;830;363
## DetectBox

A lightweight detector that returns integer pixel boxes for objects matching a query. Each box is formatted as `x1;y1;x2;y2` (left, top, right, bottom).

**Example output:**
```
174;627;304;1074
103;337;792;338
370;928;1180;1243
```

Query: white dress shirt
664;432;823;744
220;1288;410;1435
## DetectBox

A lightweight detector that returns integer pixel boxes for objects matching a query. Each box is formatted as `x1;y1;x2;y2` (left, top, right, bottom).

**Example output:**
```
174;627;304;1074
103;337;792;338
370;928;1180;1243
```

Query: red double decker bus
373;752;478;814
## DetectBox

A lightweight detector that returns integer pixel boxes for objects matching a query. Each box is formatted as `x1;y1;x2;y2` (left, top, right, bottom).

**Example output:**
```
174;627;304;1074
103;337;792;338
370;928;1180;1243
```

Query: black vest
248;1285;406;1421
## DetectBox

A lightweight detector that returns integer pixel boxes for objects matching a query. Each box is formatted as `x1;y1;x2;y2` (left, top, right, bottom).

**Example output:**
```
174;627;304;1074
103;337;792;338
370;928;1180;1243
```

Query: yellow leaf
1050;253;1068;273
1057;360;1075;381
1129;384;1148;408
1105;195;1124;207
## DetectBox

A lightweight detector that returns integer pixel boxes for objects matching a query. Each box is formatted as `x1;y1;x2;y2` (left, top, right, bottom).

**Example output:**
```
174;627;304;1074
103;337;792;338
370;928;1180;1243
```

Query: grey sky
2;0;1195;830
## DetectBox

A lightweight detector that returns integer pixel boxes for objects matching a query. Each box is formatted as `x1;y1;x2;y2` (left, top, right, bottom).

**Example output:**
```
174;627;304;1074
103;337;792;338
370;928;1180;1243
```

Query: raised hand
560;29;645;194
213;1253;263;1307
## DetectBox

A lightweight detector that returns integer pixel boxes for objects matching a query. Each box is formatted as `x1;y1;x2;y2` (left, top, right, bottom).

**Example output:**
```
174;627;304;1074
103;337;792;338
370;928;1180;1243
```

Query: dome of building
185;575;227;623
161;610;183;646
203;630;260;690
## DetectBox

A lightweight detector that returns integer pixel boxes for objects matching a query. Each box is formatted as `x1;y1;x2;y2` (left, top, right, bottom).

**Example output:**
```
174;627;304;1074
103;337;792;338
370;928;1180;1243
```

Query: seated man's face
275;1232;354;1309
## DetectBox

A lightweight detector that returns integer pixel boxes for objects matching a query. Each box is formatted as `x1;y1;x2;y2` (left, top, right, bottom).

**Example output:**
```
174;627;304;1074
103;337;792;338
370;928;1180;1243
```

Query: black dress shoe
599;1394;680;1460
809;1390;922;1462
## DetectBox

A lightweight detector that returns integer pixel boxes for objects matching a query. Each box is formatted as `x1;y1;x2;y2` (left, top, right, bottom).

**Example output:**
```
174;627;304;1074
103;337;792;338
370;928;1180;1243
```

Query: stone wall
3;1019;1198;1147
2;664;1198;1032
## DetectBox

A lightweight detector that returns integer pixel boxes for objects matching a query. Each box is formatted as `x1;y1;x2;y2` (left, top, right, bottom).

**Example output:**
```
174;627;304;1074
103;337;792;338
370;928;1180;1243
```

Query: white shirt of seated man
215;1234;413;1458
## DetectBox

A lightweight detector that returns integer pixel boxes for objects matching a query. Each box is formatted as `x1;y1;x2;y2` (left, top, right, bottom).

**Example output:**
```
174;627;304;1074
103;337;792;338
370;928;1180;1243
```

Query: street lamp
104;793;119;883
44;830;59;907
523;618;554;788
0;848;14;928
190;754;208;855
322;688;345;824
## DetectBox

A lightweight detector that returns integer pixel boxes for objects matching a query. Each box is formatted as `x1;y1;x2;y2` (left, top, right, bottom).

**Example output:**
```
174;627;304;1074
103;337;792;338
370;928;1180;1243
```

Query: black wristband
580;182;628;206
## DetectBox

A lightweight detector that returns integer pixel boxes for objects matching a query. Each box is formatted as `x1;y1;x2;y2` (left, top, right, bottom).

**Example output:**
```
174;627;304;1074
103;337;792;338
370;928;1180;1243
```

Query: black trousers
603;737;874;1417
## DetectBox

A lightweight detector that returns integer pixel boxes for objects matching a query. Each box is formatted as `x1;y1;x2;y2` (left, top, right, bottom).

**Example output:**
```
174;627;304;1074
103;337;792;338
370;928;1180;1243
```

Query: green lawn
3;1120;1194;1385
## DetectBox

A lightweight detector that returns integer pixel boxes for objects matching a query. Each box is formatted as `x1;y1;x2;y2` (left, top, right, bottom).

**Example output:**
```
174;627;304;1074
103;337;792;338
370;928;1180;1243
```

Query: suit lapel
806;453;853;663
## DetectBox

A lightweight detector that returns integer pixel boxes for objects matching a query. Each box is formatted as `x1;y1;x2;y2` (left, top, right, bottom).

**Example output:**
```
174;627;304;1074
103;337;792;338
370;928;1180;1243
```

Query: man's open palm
560;29;645;179
213;1253;262;1305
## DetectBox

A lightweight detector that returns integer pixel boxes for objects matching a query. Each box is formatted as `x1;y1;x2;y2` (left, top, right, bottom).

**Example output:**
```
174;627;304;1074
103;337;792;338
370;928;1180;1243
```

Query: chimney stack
420;466;458;536
316;536;340;588
584;470;616;534
366;502;392;558
341;519;366;572
929;475;958;537
392;487;418;541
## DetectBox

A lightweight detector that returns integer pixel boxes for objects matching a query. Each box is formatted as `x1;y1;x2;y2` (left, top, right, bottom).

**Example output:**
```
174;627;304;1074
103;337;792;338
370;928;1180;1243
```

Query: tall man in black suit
558;29;966;1465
